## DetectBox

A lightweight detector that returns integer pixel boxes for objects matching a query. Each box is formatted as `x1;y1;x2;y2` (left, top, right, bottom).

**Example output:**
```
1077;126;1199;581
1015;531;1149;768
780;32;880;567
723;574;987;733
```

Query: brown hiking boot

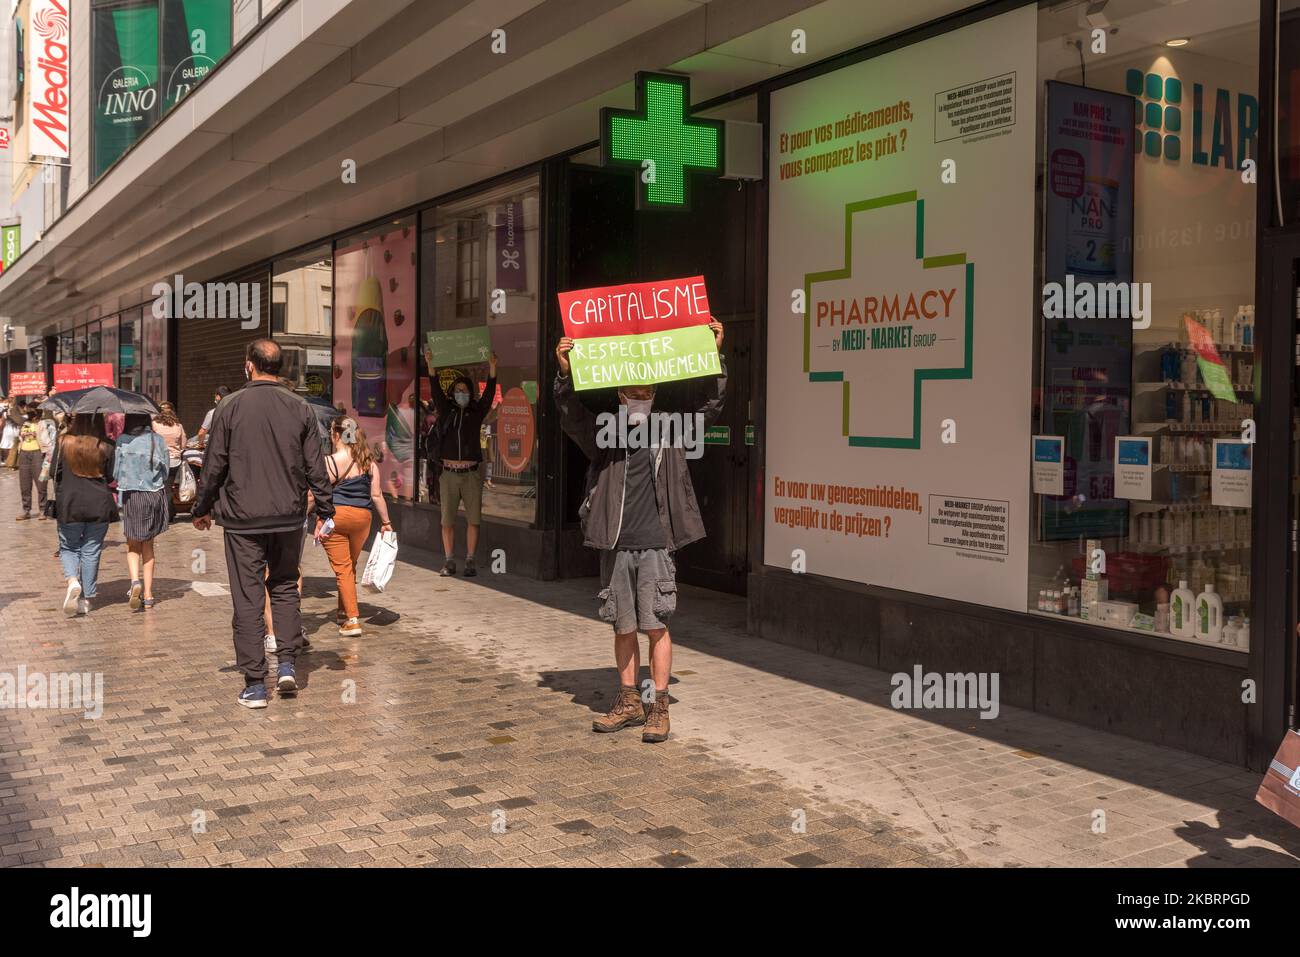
592;686;645;733
641;692;670;743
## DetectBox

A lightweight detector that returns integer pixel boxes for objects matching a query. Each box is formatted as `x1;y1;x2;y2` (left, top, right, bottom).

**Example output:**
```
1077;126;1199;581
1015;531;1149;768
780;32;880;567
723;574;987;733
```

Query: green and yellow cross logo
601;72;724;211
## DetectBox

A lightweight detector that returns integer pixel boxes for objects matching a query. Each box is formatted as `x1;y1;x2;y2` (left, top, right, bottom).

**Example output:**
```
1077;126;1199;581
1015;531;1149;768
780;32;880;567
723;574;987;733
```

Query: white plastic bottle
1170;580;1196;638
1239;617;1250;650
1222;617;1238;647
1196;583;1224;642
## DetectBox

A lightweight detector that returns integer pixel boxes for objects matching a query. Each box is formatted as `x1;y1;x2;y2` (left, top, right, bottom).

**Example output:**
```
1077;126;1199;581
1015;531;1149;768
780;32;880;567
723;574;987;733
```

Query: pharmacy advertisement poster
764;6;1037;611
334;220;417;498
1040;81;1135;541
1212;440;1251;507
1031;435;1065;496
557;276;720;390
1113;436;1152;500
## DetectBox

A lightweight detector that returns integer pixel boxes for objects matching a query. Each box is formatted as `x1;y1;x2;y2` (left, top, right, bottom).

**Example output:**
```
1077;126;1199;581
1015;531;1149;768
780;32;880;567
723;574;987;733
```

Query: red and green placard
558;276;719;390
1183;314;1238;403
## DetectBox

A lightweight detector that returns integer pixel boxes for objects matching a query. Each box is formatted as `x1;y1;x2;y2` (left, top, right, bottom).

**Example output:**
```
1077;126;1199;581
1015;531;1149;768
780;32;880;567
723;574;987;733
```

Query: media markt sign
29;0;71;159
601;72;723;210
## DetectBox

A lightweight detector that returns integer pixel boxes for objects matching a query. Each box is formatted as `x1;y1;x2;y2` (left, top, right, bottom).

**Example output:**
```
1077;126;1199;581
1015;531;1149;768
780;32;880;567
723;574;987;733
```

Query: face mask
454;392;470;408
624;397;652;425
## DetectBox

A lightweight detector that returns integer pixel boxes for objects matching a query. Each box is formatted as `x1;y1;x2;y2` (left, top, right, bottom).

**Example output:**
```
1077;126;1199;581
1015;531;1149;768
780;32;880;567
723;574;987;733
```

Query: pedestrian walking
55;414;117;618
15;408;48;520
114;414;170;611
1;410;18;469
322;416;393;637
194;386;229;449
552;321;726;743
422;347;497;577
151;403;186;482
191;339;335;710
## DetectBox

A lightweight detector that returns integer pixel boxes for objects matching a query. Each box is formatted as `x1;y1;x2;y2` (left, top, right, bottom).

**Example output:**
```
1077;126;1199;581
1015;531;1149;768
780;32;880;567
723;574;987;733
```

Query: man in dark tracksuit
193;339;335;710
553;321;726;743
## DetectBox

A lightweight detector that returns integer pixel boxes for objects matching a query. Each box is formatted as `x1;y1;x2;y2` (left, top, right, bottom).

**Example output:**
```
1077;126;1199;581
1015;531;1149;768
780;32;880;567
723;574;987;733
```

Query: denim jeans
58;522;109;598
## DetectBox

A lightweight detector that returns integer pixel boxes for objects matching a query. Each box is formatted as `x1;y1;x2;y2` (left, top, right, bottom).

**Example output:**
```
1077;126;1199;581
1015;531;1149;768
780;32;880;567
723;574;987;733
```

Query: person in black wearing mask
422;346;497;577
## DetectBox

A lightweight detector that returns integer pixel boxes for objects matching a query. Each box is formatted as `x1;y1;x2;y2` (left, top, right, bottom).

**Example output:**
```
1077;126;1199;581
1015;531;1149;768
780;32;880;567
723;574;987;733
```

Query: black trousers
223;528;304;681
17;449;47;512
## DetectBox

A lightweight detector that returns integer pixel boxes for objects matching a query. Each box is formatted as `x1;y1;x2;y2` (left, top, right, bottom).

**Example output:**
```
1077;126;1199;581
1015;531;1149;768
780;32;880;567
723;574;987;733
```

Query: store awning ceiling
0;0;971;329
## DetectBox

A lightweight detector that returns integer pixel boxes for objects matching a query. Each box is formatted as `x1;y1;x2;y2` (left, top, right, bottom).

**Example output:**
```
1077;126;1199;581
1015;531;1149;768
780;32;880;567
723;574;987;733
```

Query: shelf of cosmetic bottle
1029;608;1249;651
1140;341;1254;354
1153;463;1212;473
1135;421;1250;433
1129;501;1248;512
1134;381;1254;393
1127;541;1251;555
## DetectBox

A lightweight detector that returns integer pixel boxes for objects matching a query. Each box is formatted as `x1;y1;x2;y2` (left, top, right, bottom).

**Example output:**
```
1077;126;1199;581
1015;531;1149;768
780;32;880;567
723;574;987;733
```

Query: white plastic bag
177;463;197;503
361;531;399;593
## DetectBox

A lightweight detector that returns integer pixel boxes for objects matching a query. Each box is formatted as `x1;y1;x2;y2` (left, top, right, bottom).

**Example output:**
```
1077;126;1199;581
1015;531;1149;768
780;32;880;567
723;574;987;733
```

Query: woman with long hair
114;413;170;610
55;413;116;617
321;416;392;637
151;402;186;492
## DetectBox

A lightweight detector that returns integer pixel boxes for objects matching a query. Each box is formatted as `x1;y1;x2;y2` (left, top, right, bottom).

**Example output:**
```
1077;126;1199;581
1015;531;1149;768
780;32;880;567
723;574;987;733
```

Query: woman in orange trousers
319;416;392;636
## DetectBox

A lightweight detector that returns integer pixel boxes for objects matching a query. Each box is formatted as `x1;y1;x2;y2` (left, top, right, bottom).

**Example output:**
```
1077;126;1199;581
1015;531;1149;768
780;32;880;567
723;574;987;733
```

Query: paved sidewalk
0;469;1297;867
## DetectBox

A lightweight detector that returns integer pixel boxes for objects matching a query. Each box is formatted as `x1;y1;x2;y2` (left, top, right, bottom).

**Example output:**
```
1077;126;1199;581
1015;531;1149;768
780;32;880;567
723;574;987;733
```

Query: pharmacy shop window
1029;1;1259;650
419;177;541;525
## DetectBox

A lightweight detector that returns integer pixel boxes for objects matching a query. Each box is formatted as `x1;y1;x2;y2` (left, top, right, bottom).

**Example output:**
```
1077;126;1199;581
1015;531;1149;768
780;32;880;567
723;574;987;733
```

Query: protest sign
558;275;719;390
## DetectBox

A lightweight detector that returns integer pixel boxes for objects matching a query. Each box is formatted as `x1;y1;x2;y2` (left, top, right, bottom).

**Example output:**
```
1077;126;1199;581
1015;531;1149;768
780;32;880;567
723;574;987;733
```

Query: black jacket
428;373;496;463
553;360;726;552
55;439;118;525
193;379;335;533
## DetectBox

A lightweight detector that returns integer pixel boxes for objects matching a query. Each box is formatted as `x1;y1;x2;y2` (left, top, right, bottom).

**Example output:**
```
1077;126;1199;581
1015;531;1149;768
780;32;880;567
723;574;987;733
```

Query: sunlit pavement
1;469;1296;868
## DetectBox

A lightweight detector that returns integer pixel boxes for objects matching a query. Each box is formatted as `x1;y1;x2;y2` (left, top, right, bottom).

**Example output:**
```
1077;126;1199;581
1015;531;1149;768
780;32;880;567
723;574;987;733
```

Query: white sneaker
264;634;276;654
77;598;90;617
62;580;82;618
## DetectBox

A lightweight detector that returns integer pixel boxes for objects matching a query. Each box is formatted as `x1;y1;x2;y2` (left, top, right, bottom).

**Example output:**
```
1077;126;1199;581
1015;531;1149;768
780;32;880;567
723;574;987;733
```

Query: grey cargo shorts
597;548;677;635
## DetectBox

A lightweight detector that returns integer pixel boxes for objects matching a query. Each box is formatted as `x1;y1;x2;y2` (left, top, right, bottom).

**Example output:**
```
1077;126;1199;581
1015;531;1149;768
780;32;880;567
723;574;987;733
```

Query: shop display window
1030;0;1259;650
419;178;541;524
334;220;418;500
271;246;333;403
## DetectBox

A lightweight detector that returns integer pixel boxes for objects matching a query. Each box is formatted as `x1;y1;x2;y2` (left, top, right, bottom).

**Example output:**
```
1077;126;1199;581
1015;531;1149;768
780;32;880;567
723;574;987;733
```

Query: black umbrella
40;386;158;416
304;395;340;443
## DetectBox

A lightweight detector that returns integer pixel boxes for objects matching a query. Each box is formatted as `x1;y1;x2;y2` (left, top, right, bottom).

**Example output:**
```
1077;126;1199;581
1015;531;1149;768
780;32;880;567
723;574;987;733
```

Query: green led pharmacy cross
601;72;724;211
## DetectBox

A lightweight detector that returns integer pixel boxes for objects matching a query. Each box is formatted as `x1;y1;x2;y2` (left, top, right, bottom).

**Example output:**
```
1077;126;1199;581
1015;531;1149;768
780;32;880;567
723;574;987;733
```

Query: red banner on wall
8;371;46;395
53;364;115;390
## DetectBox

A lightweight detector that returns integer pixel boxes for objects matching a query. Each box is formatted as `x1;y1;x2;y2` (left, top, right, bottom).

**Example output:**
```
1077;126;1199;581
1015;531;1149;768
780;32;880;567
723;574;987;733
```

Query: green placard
704;425;730;446
426;326;492;367
744;424;755;446
569;325;720;389
1;226;20;270
600;72;724;210
162;0;234;111
93;3;160;181
521;379;538;405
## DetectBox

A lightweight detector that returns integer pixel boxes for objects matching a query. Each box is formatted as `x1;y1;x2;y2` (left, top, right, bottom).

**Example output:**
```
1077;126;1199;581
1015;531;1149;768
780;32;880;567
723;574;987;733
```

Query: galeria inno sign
29;0;71;159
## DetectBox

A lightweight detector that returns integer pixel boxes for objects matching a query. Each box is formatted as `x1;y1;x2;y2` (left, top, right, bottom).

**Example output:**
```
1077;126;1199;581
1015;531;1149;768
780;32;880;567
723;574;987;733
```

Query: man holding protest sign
553;274;726;743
